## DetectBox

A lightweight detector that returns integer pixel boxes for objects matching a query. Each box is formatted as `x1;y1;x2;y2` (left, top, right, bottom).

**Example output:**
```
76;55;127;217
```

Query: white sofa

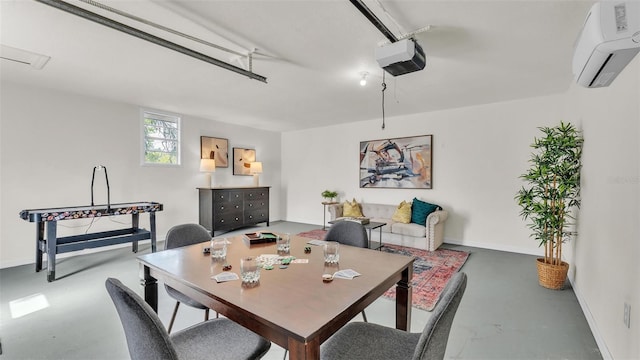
327;202;448;251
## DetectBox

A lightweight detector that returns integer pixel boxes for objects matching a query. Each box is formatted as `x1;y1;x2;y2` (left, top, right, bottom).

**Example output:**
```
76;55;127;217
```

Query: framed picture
359;135;433;189
200;136;229;168
233;148;256;176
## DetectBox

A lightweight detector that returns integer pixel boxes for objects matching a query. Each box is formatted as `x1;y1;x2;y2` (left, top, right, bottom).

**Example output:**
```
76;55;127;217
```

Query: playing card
212;272;239;283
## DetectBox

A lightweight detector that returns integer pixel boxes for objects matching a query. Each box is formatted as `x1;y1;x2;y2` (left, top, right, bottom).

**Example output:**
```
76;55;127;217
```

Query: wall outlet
623;302;631;329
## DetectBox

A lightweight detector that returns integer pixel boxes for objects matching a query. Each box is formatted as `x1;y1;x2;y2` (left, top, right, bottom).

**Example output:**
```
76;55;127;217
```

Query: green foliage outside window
143;113;180;165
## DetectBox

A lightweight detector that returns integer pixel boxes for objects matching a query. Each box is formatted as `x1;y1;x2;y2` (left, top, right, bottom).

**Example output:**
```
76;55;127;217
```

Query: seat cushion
320;322;420;360
171;318;271;360
392;222;427;237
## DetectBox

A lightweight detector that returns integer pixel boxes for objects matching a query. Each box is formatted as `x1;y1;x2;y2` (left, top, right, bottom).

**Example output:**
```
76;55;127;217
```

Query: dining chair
105;278;271;360
320;271;467;360
324;220;369;322
164;223;214;333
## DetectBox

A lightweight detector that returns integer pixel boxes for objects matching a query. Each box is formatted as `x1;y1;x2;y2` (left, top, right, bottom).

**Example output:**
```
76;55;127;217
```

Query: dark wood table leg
149;212;157;252
35;222;44;272
288;337;320;360
396;264;413;331
46;221;57;282
139;263;158;312
131;213;139;253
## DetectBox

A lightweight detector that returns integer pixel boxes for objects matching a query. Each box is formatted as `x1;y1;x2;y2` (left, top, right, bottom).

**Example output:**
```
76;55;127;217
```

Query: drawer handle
249;204;253;207
221;206;224;210
235;217;239;221
235;205;239;209
250;194;253;197
221;220;224;223
249;215;253;219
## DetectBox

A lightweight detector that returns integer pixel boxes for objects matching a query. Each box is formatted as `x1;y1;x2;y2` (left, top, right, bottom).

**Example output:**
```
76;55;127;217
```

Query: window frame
140;108;182;167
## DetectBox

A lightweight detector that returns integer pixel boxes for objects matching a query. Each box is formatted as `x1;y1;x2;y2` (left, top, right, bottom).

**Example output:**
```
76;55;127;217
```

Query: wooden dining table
137;233;414;360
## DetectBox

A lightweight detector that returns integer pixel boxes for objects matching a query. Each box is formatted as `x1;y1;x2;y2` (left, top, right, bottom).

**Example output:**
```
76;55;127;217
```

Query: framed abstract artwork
200;136;229;168
233;148;256;176
359;135;433;189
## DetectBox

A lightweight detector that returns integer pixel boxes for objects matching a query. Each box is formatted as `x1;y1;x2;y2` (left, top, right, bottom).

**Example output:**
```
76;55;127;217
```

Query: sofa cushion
369;218;394;233
343;199;364;217
391;201;412;224
391;222;427;237
410;198;439;225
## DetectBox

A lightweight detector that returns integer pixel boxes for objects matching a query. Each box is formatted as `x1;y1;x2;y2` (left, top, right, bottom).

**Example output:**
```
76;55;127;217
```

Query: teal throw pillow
411;198;440;225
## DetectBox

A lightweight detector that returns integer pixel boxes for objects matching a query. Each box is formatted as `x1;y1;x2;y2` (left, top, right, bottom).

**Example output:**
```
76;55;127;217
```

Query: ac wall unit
572;1;640;88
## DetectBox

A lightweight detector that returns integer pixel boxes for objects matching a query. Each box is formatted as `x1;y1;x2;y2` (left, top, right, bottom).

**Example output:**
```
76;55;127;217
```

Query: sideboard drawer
198;187;270;234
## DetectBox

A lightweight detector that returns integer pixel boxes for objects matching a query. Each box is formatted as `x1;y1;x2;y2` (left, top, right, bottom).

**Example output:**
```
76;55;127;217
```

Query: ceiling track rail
349;0;398;43
35;0;267;83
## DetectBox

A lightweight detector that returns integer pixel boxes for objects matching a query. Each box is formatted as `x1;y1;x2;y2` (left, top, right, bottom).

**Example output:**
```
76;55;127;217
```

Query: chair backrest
164;223;211;250
323;221;368;248
105;278;179;360
412;272;467;360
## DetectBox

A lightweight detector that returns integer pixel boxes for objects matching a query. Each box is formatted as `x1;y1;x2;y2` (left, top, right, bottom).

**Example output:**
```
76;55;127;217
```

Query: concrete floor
0;221;601;359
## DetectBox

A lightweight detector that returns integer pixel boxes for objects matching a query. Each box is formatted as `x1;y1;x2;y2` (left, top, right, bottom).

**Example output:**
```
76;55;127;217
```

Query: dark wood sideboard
198;187;270;234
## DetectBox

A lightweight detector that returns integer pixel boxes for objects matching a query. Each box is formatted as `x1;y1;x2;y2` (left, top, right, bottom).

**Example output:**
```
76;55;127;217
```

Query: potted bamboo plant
515;122;583;290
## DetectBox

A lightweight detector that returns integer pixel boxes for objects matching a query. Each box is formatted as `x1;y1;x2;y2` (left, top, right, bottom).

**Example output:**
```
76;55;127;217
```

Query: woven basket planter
536;258;569;290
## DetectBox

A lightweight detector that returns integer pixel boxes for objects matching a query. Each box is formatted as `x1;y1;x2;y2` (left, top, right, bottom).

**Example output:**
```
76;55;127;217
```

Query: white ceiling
0;0;594;132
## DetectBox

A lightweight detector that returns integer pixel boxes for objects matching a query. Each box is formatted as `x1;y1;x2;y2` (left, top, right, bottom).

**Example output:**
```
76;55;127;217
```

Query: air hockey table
20;201;163;282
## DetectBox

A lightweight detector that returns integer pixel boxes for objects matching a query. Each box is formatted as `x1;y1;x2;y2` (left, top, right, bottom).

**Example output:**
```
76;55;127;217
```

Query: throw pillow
343;198;364;217
410;198;440;225
391;200;412;224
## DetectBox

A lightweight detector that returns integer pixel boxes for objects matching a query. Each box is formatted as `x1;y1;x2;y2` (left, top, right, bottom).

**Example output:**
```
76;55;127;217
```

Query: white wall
281;57;640;360
0;82;282;268
564;57;639;360
282;93;566;255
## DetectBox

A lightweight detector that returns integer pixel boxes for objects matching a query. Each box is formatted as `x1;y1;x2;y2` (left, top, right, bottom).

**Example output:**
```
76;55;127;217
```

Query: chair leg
283;350;288;360
205;309;210;321
361;310;368;323
167;302;180;334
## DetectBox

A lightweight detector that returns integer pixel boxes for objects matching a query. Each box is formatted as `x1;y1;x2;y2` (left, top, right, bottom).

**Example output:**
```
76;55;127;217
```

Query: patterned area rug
296;229;469;311
381;244;469;311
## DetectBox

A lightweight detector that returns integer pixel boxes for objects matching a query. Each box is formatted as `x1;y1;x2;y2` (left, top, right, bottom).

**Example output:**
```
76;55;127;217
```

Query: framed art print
200;136;229;168
359;135;432;189
233;148;256;176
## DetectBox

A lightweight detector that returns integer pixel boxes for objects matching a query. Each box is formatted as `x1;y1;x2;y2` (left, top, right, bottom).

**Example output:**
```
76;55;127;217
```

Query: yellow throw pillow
343;198;364;217
392;200;412;224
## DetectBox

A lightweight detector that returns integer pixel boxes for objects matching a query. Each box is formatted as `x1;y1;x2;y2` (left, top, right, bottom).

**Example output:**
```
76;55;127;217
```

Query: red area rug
296;229;469;311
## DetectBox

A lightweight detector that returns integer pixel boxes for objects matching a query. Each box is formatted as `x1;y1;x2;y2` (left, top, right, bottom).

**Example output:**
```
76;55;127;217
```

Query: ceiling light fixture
359;72;368;86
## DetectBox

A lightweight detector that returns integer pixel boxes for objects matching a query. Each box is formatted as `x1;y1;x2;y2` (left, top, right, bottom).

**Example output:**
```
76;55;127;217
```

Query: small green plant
515;121;583;267
321;190;338;201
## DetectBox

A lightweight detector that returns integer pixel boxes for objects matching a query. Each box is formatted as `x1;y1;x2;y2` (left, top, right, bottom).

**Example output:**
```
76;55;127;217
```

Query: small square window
141;110;181;166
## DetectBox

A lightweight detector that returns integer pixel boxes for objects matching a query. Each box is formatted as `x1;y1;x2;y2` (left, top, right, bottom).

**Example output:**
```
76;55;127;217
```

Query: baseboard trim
444;237;541;256
568;275;612;360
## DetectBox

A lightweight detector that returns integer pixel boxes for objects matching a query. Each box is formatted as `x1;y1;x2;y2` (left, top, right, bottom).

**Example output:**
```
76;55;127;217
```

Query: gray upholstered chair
324;220;369;248
164;223;213;333
320;272;467;360
324;220;370;322
105;278;271;360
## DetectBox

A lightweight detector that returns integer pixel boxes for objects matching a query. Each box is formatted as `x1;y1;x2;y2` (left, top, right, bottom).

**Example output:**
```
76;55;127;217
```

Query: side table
321;201;338;230
327;220;386;250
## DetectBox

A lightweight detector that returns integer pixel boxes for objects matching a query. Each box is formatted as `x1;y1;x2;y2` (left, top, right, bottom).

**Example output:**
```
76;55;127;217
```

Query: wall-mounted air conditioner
572;1;640;88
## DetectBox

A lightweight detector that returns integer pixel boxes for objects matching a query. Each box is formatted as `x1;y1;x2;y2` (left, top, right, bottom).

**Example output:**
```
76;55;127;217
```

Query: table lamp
200;159;216;188
250;162;263;187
